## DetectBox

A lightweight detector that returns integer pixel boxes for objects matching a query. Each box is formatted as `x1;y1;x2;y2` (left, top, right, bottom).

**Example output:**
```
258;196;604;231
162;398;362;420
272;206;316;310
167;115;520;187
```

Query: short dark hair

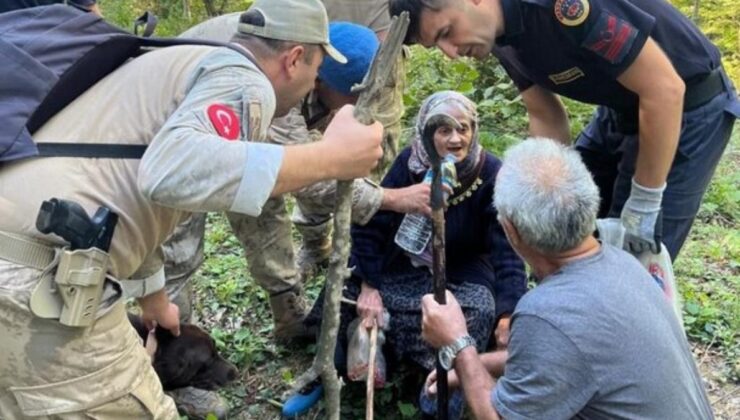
233;9;319;64
389;0;448;44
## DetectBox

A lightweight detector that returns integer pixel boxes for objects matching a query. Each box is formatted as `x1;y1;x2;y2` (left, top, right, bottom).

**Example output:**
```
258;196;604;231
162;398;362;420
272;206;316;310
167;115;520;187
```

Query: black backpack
0;5;258;162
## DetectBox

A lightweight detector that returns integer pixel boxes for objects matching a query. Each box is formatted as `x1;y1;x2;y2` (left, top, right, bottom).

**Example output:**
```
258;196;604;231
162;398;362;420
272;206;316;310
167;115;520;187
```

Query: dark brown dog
127;313;238;390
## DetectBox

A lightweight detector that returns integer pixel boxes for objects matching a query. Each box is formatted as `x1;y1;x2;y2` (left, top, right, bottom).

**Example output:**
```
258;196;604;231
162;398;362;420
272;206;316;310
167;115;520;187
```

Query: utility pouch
54;247;109;327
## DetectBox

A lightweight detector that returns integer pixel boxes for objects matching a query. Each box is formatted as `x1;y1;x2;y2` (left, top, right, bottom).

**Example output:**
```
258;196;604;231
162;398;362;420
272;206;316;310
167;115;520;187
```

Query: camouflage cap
239;0;347;64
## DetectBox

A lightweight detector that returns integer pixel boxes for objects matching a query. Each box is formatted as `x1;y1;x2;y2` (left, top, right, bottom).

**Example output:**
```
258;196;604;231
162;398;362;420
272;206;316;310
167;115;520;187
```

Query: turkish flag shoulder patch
582;12;638;65
207;104;240;141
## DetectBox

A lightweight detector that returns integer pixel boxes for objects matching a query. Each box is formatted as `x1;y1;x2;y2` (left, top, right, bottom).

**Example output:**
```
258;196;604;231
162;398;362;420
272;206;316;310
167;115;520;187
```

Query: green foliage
674;130;740;379
671;0;740;84
99;0;254;36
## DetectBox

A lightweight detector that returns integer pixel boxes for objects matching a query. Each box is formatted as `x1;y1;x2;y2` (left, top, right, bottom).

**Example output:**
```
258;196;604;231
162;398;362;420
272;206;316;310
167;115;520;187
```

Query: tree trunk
693;0;701;22
183;0;191;20
202;0;217;17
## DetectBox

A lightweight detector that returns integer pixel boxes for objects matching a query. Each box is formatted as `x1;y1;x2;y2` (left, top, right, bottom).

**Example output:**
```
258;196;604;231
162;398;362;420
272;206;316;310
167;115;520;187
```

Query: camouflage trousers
0;259;177;419
162;196;311;321
162;182;385;318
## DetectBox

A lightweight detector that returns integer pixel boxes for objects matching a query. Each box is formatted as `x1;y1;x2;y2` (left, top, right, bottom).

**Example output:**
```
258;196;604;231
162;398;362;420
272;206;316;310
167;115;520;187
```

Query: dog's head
128;314;239;391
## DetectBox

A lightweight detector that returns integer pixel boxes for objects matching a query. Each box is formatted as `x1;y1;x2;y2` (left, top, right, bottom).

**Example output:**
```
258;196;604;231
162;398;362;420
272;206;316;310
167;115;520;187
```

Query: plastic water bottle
395;155;458;265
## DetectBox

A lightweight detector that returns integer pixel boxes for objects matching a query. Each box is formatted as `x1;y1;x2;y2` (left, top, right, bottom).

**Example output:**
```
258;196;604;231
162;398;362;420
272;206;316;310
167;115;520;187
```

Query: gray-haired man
420;139;712;419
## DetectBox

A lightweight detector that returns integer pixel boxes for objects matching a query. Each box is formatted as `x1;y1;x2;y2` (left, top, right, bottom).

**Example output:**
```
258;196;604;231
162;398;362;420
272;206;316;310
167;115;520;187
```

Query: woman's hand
357;281;384;328
381;183;432;216
137;289;181;336
424;367;460;396
494;314;512;349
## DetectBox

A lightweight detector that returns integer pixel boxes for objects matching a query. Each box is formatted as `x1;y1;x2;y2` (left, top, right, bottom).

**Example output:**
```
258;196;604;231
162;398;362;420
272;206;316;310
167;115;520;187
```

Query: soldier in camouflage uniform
297;0;408;274
165;9;416;341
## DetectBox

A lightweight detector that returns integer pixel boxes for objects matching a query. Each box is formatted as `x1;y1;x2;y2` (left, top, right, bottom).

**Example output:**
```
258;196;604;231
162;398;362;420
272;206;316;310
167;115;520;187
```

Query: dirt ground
694;343;740;419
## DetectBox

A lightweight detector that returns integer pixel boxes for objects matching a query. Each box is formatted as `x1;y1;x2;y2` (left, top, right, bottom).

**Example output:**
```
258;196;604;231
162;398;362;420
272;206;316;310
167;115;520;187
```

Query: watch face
439;348;453;370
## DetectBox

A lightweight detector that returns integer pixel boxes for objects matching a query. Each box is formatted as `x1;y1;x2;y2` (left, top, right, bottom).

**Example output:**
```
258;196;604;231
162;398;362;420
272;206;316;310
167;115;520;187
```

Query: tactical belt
684;67;725;111
0;230;55;270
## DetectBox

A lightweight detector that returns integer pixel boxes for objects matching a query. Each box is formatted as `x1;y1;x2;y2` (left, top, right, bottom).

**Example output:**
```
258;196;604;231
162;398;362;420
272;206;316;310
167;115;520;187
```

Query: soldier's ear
283;45;306;77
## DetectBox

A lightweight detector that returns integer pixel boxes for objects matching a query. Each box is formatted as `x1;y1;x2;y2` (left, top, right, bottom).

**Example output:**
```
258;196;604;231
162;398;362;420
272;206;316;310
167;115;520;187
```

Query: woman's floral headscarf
407;90;482;183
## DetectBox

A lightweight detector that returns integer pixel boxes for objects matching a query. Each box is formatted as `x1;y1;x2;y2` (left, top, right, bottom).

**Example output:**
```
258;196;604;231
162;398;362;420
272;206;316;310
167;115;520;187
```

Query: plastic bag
346;312;389;388
596;218;683;325
637;246;683;325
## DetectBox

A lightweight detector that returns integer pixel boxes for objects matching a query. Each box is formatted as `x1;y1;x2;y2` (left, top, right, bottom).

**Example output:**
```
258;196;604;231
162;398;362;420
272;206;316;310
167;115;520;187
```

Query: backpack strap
32;37;263;160
133;11;158;37
36;143;147;159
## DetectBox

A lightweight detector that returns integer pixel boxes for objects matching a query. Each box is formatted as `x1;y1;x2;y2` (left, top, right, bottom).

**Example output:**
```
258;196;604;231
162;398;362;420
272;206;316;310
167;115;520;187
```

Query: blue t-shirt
492;244;713;419
493;0;721;113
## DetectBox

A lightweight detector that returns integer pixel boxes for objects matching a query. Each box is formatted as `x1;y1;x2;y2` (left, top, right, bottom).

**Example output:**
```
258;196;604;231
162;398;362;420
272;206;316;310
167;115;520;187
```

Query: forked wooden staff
286;13;409;420
421;113;461;420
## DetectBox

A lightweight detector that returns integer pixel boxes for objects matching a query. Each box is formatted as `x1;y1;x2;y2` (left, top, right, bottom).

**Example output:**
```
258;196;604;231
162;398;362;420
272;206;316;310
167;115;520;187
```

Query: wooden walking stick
366;321;379;420
420;113;461;420
286;13;409;420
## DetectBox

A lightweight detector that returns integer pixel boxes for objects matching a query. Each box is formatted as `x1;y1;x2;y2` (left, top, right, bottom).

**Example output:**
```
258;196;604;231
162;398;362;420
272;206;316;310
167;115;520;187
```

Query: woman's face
432;106;473;162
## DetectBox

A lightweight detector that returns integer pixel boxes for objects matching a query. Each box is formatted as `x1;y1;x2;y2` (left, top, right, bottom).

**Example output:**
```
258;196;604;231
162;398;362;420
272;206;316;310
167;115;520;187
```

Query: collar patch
548;67;585;84
554;0;590;27
207;104;240;141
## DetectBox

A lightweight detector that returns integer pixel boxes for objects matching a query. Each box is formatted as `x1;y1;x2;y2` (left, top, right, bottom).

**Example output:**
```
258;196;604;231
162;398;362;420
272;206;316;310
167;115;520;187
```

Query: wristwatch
438;335;476;370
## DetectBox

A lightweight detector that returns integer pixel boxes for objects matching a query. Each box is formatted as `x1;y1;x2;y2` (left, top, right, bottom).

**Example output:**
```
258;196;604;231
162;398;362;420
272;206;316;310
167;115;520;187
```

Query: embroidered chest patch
207;103;240;141
554;0;590;27
582;12;638;65
548;67;585;85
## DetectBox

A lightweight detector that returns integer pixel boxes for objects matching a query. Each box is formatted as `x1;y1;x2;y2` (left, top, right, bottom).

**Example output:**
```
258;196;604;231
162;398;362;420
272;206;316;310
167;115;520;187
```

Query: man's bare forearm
633;91;682;188
480;350;508;379
617;38;684;189
521;85;571;144
455;347;500;420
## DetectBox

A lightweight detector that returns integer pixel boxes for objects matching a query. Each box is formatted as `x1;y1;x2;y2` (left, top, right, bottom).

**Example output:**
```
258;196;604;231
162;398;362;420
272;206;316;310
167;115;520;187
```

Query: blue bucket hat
318;22;379;96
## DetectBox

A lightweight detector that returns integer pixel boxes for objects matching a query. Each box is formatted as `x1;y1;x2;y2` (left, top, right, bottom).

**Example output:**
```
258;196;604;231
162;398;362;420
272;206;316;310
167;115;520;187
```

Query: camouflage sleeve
268;106;312;146
139;49;281;217
291;177;383;225
270;105;384;224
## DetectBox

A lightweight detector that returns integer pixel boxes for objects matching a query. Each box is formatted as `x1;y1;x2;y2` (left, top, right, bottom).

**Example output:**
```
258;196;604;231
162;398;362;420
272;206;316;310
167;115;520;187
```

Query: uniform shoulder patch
207;103;240;141
554;0;590;26
582;12;638;65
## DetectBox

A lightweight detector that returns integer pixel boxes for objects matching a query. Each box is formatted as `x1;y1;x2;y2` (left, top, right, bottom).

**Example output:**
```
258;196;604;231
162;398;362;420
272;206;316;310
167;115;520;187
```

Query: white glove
595;218;625;248
620;179;665;254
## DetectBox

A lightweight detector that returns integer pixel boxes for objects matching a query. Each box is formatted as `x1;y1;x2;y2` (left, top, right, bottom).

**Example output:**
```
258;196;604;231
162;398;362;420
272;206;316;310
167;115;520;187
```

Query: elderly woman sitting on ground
300;91;527;417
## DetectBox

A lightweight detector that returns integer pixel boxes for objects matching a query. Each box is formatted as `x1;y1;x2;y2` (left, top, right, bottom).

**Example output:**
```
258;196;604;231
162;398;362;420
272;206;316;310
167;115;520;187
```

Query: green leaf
398;402;418;417
685;302;700;315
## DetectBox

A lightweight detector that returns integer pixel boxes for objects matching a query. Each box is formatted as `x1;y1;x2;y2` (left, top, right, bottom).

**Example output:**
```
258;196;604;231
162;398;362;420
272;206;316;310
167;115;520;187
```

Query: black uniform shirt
493;0;721;113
